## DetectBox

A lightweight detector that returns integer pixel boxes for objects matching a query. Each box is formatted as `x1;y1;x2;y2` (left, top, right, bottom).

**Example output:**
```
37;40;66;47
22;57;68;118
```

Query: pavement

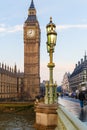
58;96;87;126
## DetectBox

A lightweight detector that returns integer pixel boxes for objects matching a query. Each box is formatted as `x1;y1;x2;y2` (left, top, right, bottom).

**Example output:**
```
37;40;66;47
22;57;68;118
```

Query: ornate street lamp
45;17;57;104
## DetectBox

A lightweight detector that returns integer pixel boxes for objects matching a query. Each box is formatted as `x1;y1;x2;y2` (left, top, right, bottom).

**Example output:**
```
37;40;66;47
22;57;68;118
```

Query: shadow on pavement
79;106;87;122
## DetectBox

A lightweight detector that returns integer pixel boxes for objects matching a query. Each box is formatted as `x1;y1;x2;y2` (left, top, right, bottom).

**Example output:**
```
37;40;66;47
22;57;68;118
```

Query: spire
84;51;87;61
85;50;86;56
29;0;35;9
28;0;36;16
14;64;17;73
25;0;37;22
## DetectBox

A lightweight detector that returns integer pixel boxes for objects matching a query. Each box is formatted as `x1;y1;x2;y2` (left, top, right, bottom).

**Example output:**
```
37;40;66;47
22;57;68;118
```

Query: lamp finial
50;17;52;22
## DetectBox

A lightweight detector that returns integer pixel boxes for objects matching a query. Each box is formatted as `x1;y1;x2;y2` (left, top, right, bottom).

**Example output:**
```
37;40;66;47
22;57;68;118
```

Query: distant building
69;53;87;91
40;81;45;96
62;72;70;92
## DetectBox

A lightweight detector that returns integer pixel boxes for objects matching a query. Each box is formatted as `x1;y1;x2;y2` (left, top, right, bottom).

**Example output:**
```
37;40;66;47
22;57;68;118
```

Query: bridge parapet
55;104;87;130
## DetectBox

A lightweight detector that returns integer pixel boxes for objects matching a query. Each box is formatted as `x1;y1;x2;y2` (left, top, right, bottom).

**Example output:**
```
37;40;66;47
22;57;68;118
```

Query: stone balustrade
55;104;87;130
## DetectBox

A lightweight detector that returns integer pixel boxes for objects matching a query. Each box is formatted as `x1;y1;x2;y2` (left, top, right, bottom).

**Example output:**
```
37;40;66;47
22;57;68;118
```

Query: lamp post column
48;47;55;104
44;81;49;104
44;17;57;105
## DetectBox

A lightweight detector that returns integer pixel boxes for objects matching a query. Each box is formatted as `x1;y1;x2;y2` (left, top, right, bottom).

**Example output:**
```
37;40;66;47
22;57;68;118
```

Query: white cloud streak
0;24;87;34
0;24;23;33
57;24;87;30
0;27;6;32
8;25;23;33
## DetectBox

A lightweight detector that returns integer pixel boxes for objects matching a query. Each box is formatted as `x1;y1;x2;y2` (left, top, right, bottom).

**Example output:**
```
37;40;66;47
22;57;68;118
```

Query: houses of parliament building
0;0;40;101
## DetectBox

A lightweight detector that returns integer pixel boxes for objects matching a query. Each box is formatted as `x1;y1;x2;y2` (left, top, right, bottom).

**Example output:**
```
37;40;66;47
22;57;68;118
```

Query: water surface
0;112;35;130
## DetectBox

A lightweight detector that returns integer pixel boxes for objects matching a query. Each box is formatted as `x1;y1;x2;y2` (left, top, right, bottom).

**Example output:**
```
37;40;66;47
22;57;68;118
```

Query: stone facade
0;63;23;101
35;103;58;130
24;0;40;99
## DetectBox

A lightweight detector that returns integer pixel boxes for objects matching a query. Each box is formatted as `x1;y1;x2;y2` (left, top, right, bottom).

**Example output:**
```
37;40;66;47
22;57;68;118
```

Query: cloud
8;25;23;33
0;27;6;32
41;24;87;33
0;24;23;33
1;23;87;34
57;24;87;30
0;24;6;32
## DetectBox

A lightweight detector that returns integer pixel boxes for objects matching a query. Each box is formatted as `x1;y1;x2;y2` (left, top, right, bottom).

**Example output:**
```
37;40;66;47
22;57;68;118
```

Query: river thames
0;112;36;130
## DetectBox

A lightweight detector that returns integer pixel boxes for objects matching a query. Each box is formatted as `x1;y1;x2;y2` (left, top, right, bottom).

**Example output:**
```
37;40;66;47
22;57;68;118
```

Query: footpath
58;97;87;126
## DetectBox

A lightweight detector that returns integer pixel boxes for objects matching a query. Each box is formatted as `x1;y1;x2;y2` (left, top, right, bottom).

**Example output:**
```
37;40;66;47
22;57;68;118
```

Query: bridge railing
55;104;87;130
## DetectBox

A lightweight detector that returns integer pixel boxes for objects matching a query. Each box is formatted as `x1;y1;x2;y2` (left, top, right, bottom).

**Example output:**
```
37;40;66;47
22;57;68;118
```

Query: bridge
55;97;87;130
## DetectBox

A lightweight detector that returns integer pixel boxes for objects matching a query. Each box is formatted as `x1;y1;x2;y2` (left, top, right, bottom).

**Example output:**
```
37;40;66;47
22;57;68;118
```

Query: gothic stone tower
24;0;40;99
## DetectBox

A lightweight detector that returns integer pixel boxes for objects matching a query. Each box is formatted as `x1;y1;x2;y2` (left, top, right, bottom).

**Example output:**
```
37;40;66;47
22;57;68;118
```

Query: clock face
27;29;35;38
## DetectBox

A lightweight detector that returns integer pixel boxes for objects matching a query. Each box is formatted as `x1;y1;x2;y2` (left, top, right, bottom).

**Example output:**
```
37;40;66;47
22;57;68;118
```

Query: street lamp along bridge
35;17;58;129
45;17;57;105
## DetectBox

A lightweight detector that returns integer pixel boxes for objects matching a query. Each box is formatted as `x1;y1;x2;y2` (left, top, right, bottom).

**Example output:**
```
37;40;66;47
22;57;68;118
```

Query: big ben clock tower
24;0;40;99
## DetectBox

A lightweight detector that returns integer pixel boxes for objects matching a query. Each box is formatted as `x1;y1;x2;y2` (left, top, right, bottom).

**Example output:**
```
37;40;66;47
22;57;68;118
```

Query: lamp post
45;17;57;104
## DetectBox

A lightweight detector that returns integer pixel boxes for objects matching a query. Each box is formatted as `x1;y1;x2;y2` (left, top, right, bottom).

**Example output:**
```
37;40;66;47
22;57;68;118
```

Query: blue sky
0;0;87;84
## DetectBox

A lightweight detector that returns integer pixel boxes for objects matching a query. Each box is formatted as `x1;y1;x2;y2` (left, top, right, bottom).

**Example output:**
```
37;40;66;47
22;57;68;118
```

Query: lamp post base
35;103;58;130
34;124;57;130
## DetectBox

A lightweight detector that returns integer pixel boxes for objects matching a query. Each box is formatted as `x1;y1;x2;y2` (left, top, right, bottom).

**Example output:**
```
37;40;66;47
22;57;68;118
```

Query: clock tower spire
28;0;36;16
29;0;35;9
24;0;40;99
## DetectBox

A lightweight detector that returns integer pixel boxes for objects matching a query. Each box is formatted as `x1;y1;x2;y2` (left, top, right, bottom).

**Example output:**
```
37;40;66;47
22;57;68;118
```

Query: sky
0;0;87;85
